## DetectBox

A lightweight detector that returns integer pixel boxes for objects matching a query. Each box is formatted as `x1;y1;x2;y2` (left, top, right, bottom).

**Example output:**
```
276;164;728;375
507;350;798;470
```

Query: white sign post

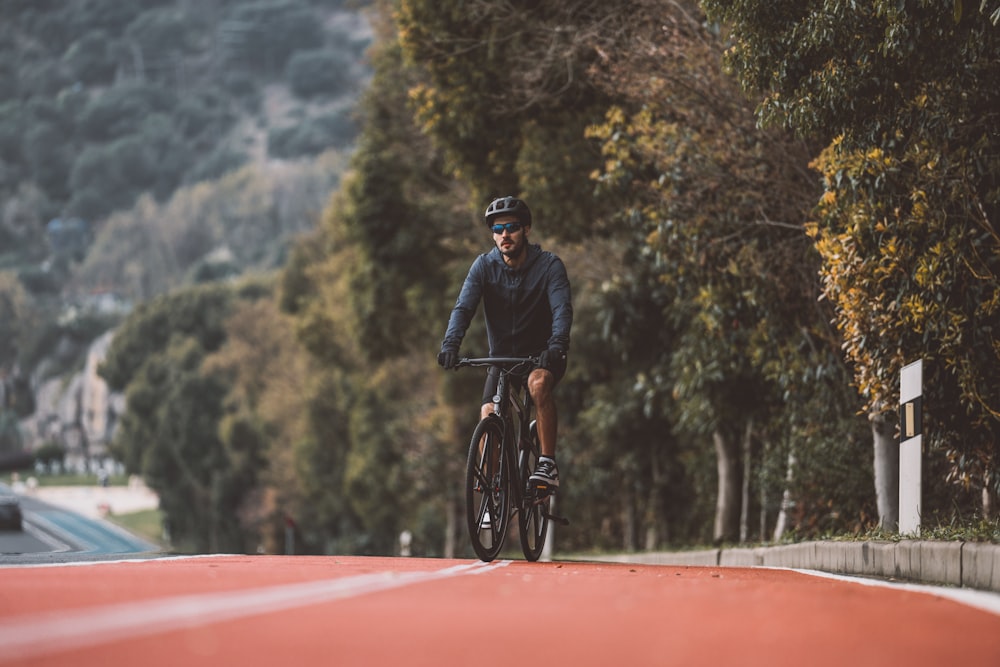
899;360;923;535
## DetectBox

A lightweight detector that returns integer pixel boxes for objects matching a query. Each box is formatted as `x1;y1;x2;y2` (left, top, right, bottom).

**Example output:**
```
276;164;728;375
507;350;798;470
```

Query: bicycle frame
464;356;536;505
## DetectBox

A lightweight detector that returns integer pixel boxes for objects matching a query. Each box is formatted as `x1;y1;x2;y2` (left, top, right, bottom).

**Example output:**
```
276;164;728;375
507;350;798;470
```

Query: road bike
455;356;567;562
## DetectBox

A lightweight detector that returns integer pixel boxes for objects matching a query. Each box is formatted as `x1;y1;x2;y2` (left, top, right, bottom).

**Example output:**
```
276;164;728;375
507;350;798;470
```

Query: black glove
438;349;459;370
537;347;564;371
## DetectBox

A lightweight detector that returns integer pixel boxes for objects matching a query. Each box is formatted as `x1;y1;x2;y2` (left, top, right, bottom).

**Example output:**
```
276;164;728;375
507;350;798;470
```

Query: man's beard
499;239;524;260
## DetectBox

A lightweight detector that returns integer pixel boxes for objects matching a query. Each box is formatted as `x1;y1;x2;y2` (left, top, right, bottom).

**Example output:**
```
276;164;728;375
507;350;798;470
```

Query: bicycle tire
518;419;550;561
466;416;512;562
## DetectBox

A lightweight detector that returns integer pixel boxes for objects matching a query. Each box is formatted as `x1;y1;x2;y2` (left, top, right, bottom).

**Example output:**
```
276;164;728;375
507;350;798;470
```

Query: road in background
1;555;998;666
0;482;159;563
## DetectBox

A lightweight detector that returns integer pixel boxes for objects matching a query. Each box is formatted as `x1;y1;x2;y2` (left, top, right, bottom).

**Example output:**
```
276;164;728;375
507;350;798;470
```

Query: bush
17;265;61;295
286;49;351;98
23;122;73;200
0;102;25;162
77;82;174;143
35;441;66;467
221;71;262;113
63;30;117;85
185;144;248;185
174;92;233;141
267;110;356;159
221;0;325;74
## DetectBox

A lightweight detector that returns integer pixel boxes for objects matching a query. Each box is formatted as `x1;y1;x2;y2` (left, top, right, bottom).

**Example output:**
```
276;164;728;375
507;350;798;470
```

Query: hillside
1;0;370;263
0;0;372;461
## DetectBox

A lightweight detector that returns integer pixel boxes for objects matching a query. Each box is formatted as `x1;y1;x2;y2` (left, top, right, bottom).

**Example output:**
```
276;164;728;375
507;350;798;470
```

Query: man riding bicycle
438;196;573;492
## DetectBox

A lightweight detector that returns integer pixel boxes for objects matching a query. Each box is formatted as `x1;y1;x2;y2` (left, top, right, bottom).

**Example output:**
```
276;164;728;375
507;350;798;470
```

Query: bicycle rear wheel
518;420;550;562
466;416;512;562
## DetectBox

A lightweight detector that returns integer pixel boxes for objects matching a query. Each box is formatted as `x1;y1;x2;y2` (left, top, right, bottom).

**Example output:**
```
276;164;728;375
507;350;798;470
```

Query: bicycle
455;356;568;562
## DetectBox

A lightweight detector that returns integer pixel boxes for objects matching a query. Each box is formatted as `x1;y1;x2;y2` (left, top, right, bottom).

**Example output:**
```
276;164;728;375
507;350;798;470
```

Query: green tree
396;0;614;237
220;0;325;74
202;297;325;553
576;0;878;543
335;20;456;363
703;0;1000;513
77;82;174;143
286;49;352;98
123;7;203;83
102;282;279;552
23;121;73;202
62;30;118;85
0;272;28;370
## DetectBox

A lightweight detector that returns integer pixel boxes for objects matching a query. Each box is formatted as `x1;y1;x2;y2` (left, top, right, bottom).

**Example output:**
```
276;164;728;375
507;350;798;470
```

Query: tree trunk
623;491;636;551
713;428;741;543
444;494;456;558
772;448;796;542
871;410;898;531
739;419;753;543
760;439;769;539
983;485;996;520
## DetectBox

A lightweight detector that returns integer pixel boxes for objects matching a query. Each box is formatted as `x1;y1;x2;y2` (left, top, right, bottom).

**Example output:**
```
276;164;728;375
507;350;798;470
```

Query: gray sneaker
529;457;559;491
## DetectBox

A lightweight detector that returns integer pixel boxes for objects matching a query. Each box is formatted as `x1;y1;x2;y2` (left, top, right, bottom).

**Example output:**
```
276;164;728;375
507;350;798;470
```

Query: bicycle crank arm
542;510;570;526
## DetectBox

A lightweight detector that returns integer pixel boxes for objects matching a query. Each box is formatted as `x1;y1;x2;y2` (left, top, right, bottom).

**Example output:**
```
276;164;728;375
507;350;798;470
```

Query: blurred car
0;492;23;531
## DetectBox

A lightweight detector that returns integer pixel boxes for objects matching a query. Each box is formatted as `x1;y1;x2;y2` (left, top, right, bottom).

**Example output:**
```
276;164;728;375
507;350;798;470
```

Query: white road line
0;559;509;662
787;567;1000;617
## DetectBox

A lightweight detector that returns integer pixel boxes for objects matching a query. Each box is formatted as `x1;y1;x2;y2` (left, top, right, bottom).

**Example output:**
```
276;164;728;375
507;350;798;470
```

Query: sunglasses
491;222;523;234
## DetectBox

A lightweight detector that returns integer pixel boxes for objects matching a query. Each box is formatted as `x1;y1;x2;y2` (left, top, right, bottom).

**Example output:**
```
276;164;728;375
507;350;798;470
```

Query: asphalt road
3;483;1000;665
2;555;999;666
0;483;159;565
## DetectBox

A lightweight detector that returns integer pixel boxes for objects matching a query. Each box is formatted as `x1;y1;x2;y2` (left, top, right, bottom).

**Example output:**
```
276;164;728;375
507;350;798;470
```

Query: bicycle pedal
542;510;570;527
530;482;557;498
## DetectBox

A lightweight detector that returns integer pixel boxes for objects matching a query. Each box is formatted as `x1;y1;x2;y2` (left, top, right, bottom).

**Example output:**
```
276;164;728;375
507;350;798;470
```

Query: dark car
0;492;23;531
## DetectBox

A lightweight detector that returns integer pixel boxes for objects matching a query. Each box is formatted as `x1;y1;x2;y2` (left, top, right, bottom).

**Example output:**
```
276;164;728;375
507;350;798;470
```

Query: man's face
491;214;529;259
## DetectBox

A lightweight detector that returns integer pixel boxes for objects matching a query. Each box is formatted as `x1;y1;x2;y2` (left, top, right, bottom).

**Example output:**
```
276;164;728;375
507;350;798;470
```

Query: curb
590;540;1000;593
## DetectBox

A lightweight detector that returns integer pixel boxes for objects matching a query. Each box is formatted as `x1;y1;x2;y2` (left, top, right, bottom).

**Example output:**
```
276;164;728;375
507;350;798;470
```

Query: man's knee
528;369;554;399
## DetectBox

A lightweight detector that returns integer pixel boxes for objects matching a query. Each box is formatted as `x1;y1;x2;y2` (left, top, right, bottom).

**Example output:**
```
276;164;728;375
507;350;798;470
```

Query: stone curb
590;540;1000;593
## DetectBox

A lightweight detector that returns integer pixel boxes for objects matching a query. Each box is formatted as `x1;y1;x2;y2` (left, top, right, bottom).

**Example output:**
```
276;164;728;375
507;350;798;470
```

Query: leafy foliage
51;0;1000;558
72;152;345;303
0;272;29;369
102;283;241;551
1;0;370;237
396;0;615;238
286;49;354;99
703;0;1000;502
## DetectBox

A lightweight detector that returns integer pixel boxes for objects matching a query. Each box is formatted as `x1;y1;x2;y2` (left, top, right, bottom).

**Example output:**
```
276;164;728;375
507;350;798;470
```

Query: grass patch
4;471;130;487
108;508;167;548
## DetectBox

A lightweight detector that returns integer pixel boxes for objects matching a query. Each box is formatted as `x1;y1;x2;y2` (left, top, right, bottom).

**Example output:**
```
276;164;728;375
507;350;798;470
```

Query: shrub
286;49;351;98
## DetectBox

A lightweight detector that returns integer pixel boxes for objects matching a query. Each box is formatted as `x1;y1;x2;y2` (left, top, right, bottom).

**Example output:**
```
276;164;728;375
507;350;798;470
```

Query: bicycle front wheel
466;416;512;562
518;420;549;561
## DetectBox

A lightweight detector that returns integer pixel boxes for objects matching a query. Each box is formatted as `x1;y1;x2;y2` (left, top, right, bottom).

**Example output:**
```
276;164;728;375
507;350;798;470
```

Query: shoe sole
529;478;559;496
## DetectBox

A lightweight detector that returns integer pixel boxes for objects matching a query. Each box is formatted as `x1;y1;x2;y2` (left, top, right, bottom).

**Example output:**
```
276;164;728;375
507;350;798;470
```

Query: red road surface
1;556;999;666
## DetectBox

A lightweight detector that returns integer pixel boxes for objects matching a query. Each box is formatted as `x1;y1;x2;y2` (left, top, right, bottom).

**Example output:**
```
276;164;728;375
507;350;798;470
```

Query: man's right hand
437;349;458;370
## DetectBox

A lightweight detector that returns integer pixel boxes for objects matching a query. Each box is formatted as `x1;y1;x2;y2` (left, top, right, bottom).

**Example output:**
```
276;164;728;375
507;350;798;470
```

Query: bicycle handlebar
455;356;539;370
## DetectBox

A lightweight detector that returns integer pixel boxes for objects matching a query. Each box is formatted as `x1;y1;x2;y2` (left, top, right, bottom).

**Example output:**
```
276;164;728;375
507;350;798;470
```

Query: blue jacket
442;244;572;356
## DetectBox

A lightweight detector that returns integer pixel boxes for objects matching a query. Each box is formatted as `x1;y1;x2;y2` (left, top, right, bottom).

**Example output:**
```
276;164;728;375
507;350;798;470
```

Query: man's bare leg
528;369;557;458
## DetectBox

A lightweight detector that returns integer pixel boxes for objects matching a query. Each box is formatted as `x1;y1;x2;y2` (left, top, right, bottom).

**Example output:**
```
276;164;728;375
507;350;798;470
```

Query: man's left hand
538;348;564;370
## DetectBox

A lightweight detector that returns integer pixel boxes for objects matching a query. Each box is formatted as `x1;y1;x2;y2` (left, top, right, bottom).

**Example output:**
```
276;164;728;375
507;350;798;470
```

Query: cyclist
438;196;573;492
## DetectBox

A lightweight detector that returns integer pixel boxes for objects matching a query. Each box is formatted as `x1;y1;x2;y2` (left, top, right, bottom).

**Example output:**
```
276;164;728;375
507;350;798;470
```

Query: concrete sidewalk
593;539;1000;593
22;480;159;520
